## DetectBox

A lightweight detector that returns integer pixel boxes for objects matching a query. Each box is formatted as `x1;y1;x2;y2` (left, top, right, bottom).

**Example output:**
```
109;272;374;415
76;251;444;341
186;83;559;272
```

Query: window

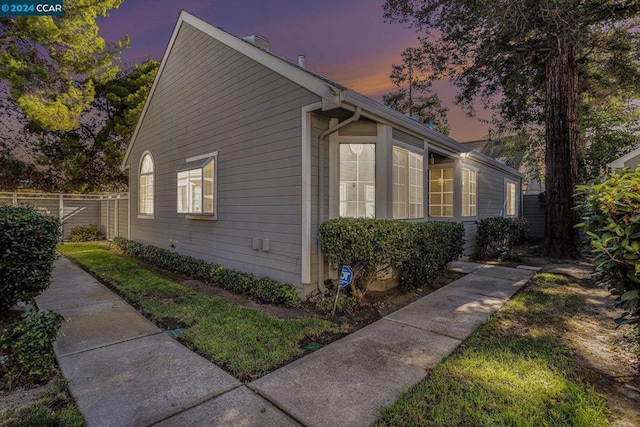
177;154;216;216
506;181;516;216
139;153;154;216
339;143;375;218
429;167;453;217
462;168;477;217
393;146;423;219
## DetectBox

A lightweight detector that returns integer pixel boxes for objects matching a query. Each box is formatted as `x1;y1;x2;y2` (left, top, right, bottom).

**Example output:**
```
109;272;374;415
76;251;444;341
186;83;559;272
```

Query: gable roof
122;10;521;178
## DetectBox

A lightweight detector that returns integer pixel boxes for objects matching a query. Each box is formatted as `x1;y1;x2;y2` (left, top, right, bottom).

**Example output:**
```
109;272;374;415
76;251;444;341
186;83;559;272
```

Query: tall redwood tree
383;0;640;257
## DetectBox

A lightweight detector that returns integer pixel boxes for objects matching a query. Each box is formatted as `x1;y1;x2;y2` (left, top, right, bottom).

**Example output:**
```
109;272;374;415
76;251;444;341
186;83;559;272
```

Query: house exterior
122;11;523;298
608;146;640;172
461;137;545;239
461;138;543;195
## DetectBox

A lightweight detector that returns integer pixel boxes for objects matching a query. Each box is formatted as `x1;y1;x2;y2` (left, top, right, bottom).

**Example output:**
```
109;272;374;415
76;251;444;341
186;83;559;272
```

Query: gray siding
523;194;544;239
125;22;321;288
624;152;640;169
460;158;522;255
339;119;377;136
392;128;424;149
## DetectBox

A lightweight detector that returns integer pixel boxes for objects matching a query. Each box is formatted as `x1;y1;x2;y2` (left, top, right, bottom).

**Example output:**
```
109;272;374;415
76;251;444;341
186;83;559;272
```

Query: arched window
139;153;154;216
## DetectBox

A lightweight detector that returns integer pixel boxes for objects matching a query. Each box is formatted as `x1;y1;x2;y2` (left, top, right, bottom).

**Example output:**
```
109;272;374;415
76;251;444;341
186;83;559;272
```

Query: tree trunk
542;32;581;258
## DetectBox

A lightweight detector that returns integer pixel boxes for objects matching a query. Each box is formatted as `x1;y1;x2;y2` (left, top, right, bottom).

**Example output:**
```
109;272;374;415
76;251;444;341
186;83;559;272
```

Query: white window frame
339;143;376;219
505;180;517;217
138;151;154;218
393;146;424;219
429;167;454;218
177;152;218;220
462;167;477;217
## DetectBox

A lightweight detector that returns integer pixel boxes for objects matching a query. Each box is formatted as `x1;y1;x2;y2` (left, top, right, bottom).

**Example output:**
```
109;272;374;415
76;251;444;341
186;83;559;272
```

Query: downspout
316;106;362;288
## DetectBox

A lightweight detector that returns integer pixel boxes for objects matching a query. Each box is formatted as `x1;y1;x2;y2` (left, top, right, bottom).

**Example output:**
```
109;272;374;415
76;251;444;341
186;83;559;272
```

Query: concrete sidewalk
37;257;534;427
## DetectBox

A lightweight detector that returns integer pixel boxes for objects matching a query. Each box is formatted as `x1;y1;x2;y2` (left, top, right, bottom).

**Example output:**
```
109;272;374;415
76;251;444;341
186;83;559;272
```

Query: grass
58;243;343;380
0;377;84;427
374;272;611;427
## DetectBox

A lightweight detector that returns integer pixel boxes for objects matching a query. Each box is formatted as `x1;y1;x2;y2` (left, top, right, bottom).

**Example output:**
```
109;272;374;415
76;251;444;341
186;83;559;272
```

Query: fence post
127;194;131;240
12;192;17;206
59;194;64;237
106;197;110;240
115;196;119;238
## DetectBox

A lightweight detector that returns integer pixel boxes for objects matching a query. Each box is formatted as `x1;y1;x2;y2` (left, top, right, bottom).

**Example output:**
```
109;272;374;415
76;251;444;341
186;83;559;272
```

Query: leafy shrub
315;294;361;316
111;237;298;306
318;219;464;298
68;223;105;242
400;221;466;288
0;206;61;310
576;168;640;331
0;310;64;384
476;217;528;259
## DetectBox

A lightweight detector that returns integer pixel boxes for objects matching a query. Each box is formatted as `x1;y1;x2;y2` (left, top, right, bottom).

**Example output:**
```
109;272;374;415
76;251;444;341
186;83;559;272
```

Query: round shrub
0;206;61;310
476;217;528;259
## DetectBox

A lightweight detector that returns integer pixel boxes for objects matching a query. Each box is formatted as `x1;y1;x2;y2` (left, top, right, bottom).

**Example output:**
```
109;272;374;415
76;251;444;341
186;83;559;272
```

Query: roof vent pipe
297;55;305;68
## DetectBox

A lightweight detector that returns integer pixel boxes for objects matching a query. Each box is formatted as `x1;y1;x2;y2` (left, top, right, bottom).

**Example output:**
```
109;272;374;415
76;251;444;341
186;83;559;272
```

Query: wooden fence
0;192;129;241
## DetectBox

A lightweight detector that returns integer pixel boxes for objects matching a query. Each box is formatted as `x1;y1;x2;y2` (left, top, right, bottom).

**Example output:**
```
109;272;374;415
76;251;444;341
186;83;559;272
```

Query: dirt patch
178;271;466;326
0;383;50;414
543;263;640;426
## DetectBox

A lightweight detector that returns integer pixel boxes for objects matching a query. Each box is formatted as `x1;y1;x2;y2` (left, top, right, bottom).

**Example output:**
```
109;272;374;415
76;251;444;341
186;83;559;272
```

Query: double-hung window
393;146;424;219
505;181;517;216
462;168;477;217
339;143;375;218
177;153;217;217
429;167;454;217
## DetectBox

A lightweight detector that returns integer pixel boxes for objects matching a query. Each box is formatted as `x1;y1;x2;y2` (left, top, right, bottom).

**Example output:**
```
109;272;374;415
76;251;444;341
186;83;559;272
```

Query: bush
68;223;105;242
111;237;299;306
0;310;64;385
0;206;61;311
476;217;528;259
317;219;464;298
576;168;640;331
400;221;466;288
315;294;361;316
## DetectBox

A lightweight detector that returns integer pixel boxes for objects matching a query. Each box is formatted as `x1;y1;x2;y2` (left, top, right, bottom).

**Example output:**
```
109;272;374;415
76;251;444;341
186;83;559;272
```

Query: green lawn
374;272;610;427
58;243;343;380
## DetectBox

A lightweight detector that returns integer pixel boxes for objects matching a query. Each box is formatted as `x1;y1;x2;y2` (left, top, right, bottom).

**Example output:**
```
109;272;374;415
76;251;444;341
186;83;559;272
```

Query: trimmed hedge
317;219;464;297
577;168;640;331
476;217;528;260
111;237;298;306
1;206;61;310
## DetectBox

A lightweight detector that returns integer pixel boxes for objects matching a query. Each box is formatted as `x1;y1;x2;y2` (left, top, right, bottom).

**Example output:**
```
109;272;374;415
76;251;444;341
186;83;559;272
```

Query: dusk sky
97;0;492;141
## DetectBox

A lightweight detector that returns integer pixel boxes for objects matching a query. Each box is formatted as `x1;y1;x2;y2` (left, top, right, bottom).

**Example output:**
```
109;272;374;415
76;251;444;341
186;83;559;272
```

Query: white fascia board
122;10;342;169
343;91;522;177
121;11;184;169
344;91;466;150
466;151;524;178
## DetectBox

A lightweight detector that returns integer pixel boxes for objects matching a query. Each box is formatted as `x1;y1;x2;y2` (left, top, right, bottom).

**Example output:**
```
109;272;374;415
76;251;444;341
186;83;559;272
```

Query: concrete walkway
36;257;534;427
